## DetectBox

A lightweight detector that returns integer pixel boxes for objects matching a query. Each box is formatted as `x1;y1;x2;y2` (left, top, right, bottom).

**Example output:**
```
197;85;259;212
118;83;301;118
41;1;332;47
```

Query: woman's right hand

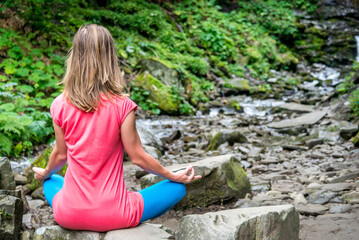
32;167;51;181
172;166;202;184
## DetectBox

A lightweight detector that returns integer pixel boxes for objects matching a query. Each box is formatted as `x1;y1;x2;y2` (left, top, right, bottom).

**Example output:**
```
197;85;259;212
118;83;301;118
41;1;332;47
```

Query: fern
0;133;12;155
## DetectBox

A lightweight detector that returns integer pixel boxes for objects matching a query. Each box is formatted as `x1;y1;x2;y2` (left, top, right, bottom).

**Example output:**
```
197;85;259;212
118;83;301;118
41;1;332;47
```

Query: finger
194;175;202;180
185;166;192;175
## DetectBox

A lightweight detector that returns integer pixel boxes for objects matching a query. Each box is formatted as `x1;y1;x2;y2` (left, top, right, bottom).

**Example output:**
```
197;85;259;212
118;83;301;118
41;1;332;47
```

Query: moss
132;72;179;113
227;100;242;112
351;131;359;147
222;157;251;197
206;132;226;151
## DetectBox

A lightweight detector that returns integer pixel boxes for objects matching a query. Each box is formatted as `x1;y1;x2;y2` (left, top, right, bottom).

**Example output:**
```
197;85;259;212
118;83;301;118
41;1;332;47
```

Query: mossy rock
223;78;250;94
351;131;359;147
132;72;179;113
137;58;179;87
140;155;251;210
207;130;248;151
25;146;68;191
226;99;243;112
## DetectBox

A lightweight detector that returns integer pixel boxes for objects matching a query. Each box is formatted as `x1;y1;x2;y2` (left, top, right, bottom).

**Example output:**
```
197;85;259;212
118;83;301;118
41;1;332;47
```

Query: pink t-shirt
50;94;144;231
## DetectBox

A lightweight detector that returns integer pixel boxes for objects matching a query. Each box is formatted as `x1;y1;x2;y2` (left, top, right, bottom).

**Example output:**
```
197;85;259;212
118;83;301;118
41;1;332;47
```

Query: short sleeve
50;95;63;126
118;97;138;125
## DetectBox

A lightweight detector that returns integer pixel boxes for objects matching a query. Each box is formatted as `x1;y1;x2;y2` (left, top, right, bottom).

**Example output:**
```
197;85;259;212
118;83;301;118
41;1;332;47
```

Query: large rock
0;157;16;190
223;77;250;95
329;171;359;183
0;193;23;240
207;130;248;151
268;110;327;129
132;72;179;113
176;205;299;240
141;155;251;209
33;223;172;240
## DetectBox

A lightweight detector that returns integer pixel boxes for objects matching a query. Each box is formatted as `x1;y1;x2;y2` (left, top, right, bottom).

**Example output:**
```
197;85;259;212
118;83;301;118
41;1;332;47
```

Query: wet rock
282;145;308;151
33;225;102;240
268;110;327;129
330;171;359;183
296;204;329;216
161;130;181;144
278;103;314;113
307;190;337;205
306;139;324;149
140;155;251;209
206;130;247;151
104;223;172;240
0;193;23;239
0;157;16;190
14;174;27;186
329;204;352;214
21;230;33;240
22;212;32;229
343;192;359;204
176;205;299;240
136;124;162;150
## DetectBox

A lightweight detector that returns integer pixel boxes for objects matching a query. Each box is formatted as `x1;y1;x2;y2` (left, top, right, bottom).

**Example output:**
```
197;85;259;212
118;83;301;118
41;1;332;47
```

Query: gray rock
343;192;359;204
21;230;33;240
330;171;359;183
329;204;352;214
268;110;327;129
33;225;102;240
282;145;308;151
176;205;299;240
0;194;23;239
233;198;260;208
293;193;308;205
0;157;16;190
283;162;296;169
28;199;44;209
278;103;314;113
307;190;337;205
14;174;27;185
339;122;358;140
295;204;329;216
207;131;248;151
31;187;45;200
104;223;173;240
306;139;324;149
143;145;162;160
22;213;32;229
140;155;251;209
322;183;352;192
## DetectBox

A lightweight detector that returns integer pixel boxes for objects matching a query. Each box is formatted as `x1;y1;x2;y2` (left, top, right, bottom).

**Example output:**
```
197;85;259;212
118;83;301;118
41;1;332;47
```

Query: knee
176;183;186;199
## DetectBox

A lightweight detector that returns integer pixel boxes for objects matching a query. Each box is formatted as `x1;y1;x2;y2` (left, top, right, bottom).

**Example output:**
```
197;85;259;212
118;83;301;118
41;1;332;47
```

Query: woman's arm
121;111;201;184
33;121;67;180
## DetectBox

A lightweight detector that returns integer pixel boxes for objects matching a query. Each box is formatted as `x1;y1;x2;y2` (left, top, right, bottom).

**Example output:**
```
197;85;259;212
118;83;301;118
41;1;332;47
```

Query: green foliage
130;87;161;115
336;62;359;94
349;87;359;117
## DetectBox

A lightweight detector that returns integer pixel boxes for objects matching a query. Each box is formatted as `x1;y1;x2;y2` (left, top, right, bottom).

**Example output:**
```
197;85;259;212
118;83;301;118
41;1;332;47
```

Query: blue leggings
43;174;186;223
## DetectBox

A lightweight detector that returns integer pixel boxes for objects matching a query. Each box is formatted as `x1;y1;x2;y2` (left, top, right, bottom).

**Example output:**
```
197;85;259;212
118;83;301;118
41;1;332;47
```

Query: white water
356;35;359;62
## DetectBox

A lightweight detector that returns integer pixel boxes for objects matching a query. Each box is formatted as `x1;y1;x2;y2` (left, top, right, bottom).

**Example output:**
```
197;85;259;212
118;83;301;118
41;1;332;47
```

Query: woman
32;24;201;232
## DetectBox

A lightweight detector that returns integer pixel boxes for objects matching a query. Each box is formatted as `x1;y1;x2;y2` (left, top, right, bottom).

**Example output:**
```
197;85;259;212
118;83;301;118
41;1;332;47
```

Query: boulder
140;155;251;209
33;223;173;240
223;77;250;95
329;171;359;183
176;205;299;240
132;72;179;113
0;157;16;190
268;110;327;129
25;146;67;191
343;192;359;204
0;193;23;240
207;131;248;151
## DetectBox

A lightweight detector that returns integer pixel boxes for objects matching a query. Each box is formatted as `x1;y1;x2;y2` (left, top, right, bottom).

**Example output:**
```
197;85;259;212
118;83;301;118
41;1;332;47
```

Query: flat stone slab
176;205;299;240
278;103;314;113
34;223;172;240
295;204;329;216
330;171;359;183
268;110;327;129
322;183;353;192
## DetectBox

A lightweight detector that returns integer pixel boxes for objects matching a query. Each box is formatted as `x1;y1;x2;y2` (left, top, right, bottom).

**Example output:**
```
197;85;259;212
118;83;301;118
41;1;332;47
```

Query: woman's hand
32;167;50;181
172;166;202;184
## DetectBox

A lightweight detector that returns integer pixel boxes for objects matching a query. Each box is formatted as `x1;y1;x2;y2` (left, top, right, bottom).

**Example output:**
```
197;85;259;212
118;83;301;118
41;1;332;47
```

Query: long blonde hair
61;24;126;112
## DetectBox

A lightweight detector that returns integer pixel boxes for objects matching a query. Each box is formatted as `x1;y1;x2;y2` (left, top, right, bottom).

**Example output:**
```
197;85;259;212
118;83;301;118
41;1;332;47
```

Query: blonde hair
61;24;126;112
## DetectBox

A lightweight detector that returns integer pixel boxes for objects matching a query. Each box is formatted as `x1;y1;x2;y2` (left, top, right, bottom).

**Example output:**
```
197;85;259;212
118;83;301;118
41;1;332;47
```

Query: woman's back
50;94;143;231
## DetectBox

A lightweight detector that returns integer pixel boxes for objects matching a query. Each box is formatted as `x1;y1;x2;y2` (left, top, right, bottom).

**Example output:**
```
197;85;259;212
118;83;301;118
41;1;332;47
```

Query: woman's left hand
32;167;50;181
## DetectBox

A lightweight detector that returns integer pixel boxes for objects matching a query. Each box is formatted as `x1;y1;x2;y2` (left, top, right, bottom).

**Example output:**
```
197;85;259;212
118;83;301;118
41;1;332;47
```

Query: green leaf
18;85;34;93
0;103;15;112
34;61;45;69
15;68;29;77
27;120;47;138
52;64;64;76
4;65;16;75
0;133;12;155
